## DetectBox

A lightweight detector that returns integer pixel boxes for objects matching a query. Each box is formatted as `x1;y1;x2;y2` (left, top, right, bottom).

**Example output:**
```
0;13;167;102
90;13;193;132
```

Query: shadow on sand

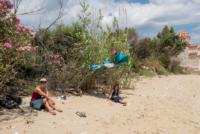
0;105;40;125
83;91;128;100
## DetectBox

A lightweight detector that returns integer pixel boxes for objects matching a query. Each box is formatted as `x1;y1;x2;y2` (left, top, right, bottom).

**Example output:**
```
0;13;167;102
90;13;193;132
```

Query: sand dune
1;75;200;134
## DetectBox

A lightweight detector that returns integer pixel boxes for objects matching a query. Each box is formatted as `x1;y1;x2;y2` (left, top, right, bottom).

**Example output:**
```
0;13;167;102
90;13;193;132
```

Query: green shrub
171;59;184;74
27;1;133;93
158;54;171;69
139;70;156;77
26;82;38;95
132;60;142;72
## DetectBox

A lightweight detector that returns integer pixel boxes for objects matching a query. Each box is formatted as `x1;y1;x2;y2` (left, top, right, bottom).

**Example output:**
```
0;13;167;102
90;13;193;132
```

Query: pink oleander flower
56;60;60;64
15;17;19;23
31;47;36;51
4;43;13;48
30;32;34;37
7;1;12;5
19;47;24;50
17;23;22;27
14;31;17;35
78;88;81;91
25;27;29;31
8;2;13;8
61;68;64;70
16;28;20;31
24;45;31;51
16;52;20;56
2;1;5;5
55;55;59;58
7;9;11;13
21;28;24;32
49;55;53;58
48;62;52;65
0;4;2;8
1;9;4;12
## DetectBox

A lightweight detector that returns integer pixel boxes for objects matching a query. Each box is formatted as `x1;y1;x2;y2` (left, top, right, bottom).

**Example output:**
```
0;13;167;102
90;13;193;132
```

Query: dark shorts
111;97;122;102
30;98;45;110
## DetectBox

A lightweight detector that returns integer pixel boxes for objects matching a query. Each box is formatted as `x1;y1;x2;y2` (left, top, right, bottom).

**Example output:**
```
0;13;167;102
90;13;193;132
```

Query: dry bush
142;58;166;73
170;59;184;74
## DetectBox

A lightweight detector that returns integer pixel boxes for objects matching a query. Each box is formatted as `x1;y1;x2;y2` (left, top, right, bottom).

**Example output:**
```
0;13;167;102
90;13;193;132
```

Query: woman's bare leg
48;100;62;112
41;98;55;114
119;100;127;106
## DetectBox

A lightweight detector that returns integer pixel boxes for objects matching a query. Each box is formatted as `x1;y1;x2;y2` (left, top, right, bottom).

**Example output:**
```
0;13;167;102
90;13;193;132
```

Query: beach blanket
89;65;101;71
89;59;114;71
115;53;128;66
89;48;129;71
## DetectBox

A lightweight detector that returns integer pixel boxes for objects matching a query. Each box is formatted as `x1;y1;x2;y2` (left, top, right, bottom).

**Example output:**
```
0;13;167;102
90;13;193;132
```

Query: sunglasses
40;81;46;84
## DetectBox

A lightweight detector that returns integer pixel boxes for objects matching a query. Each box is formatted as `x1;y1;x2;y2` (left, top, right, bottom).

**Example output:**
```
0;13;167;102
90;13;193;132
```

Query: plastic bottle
22;96;26;109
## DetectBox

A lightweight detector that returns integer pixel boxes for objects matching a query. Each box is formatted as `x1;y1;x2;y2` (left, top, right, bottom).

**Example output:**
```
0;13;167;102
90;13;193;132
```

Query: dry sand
1;75;200;134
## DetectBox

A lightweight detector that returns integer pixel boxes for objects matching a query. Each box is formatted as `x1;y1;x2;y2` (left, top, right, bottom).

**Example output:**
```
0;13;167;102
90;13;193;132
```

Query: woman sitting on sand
30;78;62;115
108;84;127;106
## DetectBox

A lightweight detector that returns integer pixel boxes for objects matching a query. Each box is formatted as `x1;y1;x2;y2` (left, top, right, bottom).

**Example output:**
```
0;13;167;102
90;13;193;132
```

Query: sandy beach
1;75;200;134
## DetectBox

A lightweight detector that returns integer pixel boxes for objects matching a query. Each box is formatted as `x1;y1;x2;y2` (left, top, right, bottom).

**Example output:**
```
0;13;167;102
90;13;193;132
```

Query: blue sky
114;0;200;44
15;0;200;45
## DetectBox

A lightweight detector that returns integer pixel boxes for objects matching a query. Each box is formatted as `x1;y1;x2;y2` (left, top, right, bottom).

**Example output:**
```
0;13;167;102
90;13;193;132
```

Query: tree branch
45;0;69;31
13;0;22;14
13;0;48;15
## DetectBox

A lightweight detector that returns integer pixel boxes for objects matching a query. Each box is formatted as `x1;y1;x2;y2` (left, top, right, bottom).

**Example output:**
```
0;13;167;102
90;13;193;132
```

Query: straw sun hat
40;78;47;82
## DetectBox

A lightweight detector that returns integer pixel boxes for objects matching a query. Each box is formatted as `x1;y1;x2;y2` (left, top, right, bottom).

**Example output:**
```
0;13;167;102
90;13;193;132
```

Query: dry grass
142;58;166;73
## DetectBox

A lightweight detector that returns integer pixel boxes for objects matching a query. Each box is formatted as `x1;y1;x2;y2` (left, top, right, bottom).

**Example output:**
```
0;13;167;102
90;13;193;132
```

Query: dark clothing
111;90;122;102
30;97;45;110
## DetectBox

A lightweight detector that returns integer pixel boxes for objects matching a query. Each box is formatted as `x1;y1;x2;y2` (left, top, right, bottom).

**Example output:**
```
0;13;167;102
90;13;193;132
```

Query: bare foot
123;102;127;106
56;109;62;112
50;111;56;115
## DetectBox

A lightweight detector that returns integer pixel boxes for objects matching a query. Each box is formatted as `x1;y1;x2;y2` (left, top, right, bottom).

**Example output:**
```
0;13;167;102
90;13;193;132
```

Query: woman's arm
108;90;113;100
44;87;49;97
35;88;53;101
44;87;55;105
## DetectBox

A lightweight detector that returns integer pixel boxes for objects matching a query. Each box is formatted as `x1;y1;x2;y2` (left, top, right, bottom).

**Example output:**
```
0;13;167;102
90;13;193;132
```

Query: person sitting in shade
30;78;62;115
107;84;127;106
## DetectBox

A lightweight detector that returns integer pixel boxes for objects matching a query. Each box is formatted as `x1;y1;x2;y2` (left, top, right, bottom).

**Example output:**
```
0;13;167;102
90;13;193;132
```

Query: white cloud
193;26;200;31
189;32;200;44
12;0;200;27
10;0;200;44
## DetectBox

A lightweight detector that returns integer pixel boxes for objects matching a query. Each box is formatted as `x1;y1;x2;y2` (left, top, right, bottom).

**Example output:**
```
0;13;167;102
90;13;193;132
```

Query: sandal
81;112;86;117
76;111;82;117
